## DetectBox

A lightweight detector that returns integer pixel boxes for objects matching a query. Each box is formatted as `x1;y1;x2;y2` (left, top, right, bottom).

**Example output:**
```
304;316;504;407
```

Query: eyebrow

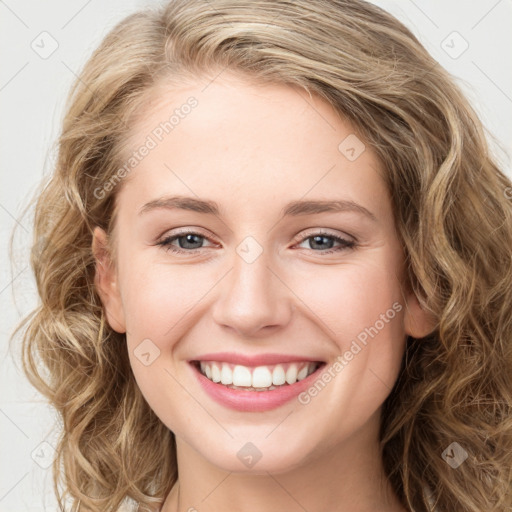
139;195;378;222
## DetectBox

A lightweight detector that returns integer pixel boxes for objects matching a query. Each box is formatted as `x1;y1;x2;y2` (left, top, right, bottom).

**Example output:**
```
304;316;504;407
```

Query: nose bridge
211;235;290;336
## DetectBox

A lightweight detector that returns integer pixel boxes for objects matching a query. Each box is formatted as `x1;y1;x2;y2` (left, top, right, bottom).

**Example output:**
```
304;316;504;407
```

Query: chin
195;435;314;475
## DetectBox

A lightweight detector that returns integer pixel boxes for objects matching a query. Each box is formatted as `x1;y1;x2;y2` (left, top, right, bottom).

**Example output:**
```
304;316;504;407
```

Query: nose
211;247;293;338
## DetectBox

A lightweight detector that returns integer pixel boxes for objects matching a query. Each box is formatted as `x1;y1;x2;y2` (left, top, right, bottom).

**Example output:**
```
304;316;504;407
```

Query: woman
14;0;512;511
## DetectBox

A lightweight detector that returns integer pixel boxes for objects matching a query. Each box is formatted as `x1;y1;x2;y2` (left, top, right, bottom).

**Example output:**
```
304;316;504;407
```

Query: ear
91;226;126;333
403;289;437;339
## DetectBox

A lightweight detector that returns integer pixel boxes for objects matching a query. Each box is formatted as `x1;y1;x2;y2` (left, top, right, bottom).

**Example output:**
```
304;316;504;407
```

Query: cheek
295;256;404;344
296;253;407;407
300;259;406;430
121;262;200;339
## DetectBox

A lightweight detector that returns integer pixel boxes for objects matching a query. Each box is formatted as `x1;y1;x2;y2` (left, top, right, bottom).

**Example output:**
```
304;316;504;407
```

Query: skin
93;71;435;512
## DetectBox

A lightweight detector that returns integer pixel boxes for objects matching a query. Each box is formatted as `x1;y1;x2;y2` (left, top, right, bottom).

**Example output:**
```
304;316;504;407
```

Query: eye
293;230;357;255
157;229;357;256
157;230;215;254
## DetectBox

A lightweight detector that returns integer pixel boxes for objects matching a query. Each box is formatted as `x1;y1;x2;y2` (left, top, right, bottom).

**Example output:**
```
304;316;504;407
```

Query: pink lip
190;352;324;367
189;360;326;412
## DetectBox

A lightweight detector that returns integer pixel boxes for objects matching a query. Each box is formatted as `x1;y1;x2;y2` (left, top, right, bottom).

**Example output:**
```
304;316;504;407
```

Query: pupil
180;234;202;249
312;235;332;250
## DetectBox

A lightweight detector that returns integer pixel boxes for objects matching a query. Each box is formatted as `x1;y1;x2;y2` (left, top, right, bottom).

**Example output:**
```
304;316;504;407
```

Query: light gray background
1;0;511;510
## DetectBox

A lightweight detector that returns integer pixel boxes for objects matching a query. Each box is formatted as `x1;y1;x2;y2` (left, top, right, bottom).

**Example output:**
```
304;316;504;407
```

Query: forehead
117;72;390;221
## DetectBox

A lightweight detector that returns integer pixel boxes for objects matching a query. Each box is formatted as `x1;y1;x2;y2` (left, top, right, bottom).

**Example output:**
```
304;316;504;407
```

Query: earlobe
91;226;126;334
403;291;437;339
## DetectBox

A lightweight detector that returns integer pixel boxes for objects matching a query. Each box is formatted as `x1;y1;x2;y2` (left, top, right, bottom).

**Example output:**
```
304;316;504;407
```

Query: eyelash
156;229;357;256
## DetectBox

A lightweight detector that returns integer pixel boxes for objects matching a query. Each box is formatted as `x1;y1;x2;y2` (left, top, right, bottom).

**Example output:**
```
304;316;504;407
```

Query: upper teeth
199;361;318;388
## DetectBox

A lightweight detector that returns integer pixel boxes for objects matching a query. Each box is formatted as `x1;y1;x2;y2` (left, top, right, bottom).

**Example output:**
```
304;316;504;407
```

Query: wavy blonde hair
11;0;512;511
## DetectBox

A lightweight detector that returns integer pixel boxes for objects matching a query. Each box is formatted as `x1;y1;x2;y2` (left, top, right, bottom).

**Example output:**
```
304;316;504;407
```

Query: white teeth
211;363;221;383
200;362;213;379
232;365;252;386
198;361;319;388
285;364;298;384
272;365;286;385
220;363;233;385
252;366;273;388
297;365;309;381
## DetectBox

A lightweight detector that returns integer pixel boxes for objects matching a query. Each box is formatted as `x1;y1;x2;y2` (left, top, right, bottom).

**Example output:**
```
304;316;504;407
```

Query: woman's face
93;72;433;474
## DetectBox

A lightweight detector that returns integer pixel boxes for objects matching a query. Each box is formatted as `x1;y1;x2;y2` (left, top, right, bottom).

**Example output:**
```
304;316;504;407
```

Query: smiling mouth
191;360;325;391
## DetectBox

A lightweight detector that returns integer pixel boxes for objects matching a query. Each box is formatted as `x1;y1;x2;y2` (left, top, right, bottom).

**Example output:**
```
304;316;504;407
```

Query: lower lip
190;362;326;412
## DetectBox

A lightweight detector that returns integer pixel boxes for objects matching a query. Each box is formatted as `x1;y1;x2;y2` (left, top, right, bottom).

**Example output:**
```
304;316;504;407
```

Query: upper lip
190;352;325;367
